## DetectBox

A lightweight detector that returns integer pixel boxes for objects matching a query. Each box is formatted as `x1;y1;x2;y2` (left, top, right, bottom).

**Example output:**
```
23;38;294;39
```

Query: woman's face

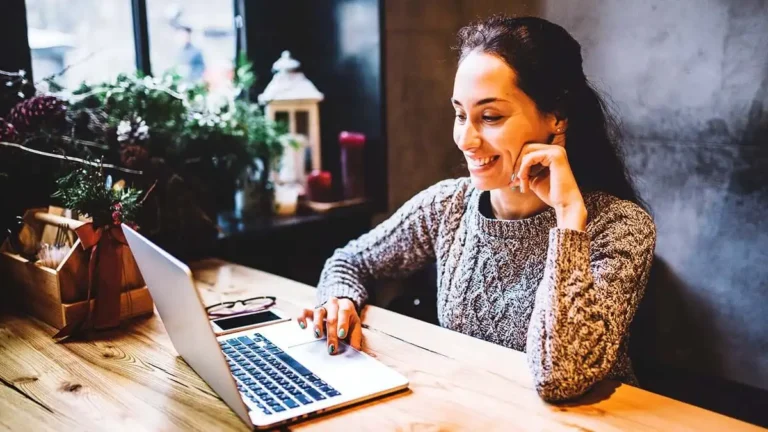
452;51;556;191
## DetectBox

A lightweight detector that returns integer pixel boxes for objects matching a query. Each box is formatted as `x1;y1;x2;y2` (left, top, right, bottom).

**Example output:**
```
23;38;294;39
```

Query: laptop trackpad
286;340;372;389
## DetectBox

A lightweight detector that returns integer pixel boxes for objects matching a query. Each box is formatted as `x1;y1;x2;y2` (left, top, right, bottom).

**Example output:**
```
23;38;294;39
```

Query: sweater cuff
547;228;590;266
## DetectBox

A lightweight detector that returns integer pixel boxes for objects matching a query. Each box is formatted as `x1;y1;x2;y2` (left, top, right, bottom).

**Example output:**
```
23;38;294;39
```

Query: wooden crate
0;208;153;329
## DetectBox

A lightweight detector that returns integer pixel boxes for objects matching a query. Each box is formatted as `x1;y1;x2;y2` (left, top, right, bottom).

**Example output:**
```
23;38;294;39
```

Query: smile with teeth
467;155;500;168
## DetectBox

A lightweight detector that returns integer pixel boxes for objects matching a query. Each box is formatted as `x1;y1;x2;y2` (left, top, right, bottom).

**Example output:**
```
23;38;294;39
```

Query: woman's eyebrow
451;97;507;107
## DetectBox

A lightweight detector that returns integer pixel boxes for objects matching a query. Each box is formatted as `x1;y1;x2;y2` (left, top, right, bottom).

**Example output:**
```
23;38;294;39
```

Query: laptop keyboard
219;333;341;416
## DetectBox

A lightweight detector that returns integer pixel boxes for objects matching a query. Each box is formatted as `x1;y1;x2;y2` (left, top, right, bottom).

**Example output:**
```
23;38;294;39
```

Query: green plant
52;162;144;229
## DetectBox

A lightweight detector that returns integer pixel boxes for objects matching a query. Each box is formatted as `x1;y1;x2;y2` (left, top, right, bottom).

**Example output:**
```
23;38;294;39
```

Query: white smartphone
210;308;291;336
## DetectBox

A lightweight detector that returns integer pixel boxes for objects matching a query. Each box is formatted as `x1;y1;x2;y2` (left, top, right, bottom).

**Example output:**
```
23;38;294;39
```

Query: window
24;0;237;88
25;0;137;87
146;0;236;90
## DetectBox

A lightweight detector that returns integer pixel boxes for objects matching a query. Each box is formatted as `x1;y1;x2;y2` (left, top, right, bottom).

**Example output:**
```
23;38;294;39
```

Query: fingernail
328;344;335;355
338;328;346;338
299;321;306;329
314;328;320;338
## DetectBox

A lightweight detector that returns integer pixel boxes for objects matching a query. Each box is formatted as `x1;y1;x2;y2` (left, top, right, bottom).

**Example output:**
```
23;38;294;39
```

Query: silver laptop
123;225;409;430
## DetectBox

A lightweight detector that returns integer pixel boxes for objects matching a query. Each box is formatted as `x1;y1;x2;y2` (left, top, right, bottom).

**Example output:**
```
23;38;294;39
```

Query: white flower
136;122;149;140
116;120;132;141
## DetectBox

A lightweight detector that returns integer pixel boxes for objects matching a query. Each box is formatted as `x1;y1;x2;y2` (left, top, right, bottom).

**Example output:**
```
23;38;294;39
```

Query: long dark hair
455;15;646;209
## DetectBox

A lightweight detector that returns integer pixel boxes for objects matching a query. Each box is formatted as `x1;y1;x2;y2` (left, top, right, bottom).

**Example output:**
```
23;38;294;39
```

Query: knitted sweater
317;178;656;401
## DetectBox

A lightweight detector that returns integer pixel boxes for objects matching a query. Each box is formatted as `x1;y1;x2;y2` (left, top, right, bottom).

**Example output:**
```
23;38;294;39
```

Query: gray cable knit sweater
317;178;656;401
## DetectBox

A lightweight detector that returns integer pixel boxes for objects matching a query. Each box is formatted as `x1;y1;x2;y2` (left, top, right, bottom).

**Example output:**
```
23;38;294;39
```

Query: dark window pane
275;111;289;127
295;111;309;136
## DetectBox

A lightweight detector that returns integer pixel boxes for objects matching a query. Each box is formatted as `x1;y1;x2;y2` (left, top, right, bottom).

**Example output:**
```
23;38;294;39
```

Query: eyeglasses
205;296;276;318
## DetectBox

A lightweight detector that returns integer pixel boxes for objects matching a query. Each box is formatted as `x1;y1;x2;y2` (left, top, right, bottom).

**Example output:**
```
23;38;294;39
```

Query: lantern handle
272;50;300;73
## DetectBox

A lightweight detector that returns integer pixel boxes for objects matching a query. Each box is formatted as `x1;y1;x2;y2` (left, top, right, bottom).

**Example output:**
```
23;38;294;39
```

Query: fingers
348;313;363;350
336;302;352;342
312;304;327;338
296;297;363;354
324;299;340;355
517;152;544;193
517;146;562;193
296;308;313;330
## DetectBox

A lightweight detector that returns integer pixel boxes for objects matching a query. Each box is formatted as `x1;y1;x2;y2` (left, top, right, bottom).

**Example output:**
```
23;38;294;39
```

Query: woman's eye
455;113;467;122
483;115;502;122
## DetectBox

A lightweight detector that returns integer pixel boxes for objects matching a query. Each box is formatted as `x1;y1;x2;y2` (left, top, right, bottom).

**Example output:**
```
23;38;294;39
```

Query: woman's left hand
513;143;588;231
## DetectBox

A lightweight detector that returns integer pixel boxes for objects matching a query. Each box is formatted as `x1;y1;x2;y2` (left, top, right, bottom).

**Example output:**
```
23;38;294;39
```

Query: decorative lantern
258;51;324;176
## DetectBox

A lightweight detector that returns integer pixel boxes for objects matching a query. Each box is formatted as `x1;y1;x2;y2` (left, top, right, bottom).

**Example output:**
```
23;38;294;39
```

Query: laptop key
305;387;326;401
271;404;285;413
238;336;256;345
282;398;299;409
295;394;313;405
274;353;313;376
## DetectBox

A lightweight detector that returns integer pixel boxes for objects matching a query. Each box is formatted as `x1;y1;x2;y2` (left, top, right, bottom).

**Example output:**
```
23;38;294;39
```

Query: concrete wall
543;0;768;390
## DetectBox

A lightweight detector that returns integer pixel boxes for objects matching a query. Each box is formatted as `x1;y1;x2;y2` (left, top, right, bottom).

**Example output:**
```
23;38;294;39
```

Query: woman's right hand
296;296;362;355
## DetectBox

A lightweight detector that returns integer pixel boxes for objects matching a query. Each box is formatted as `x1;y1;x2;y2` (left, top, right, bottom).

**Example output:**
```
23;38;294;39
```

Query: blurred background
0;0;766;426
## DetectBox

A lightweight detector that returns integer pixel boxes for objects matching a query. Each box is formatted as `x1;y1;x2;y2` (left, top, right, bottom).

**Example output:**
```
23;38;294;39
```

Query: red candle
339;131;366;200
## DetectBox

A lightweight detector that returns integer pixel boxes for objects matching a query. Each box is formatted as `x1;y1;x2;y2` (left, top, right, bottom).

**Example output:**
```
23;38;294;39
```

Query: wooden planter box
0;208;153;329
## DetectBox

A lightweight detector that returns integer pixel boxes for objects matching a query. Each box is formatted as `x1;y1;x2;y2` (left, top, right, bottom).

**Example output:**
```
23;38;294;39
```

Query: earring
556;127;563;133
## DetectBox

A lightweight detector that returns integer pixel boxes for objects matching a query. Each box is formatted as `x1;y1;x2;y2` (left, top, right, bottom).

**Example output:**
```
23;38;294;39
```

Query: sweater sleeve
526;200;656;402
316;179;463;309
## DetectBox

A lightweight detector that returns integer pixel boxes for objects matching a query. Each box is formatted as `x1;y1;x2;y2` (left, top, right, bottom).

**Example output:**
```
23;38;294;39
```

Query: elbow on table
532;372;597;403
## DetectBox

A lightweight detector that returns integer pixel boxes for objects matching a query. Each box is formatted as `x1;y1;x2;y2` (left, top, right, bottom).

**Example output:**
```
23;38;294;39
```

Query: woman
296;15;656;402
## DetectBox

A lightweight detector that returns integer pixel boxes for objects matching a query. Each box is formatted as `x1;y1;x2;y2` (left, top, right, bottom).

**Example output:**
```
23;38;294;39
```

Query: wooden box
0;208;153;329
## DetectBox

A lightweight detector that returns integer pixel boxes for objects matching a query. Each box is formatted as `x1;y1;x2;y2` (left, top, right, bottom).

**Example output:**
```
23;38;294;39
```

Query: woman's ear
545;112;568;146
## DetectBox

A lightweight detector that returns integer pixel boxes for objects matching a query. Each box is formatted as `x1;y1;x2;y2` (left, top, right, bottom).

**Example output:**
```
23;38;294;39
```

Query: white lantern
258;51;324;175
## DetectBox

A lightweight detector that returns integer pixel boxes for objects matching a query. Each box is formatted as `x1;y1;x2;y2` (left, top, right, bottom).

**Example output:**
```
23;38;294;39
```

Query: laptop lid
122;225;253;427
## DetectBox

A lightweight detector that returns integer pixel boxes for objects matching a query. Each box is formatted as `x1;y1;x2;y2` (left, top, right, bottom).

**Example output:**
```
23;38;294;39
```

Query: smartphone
210;308;291;336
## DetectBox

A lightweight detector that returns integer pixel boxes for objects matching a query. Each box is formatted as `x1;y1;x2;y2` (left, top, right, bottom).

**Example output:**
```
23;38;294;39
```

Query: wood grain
0;258;764;431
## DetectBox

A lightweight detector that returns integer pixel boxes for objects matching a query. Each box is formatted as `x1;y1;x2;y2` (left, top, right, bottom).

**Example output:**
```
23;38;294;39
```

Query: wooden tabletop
0;259;764;431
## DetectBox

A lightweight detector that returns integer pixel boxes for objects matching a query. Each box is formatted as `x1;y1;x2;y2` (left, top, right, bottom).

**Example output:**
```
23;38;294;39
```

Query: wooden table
1;259;764;431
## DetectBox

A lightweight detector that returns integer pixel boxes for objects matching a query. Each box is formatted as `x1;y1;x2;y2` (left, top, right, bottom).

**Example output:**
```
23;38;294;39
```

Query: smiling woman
297;15;657;403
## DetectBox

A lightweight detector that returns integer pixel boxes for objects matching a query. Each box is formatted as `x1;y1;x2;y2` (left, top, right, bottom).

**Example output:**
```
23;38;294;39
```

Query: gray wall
384;0;768;390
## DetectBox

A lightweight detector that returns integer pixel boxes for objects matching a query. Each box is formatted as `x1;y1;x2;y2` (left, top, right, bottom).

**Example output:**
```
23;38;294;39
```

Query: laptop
123;225;409;430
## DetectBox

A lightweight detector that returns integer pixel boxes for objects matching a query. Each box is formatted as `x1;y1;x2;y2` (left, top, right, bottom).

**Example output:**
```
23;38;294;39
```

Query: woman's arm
316;179;463;309
526;200;656;401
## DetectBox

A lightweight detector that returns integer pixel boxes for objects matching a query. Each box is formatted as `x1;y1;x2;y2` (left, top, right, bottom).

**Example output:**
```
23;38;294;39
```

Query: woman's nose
455;122;481;151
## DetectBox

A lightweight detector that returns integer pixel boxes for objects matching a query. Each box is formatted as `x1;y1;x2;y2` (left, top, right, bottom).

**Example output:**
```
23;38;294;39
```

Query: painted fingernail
338;328;346;338
328;344;335;355
314;328;320;338
299;321;306;329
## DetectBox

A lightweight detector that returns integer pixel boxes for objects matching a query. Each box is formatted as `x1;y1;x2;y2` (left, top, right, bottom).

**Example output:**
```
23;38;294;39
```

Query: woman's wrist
555;200;587;232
